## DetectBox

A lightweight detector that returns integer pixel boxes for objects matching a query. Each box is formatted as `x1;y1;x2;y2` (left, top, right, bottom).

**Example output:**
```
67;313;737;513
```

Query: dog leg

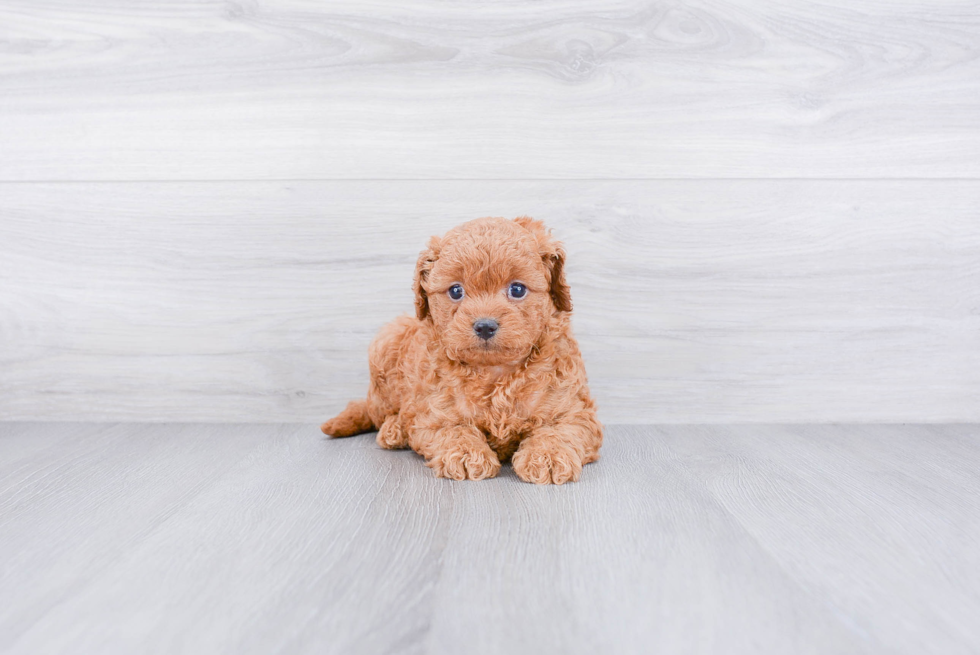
376;414;408;449
320;399;375;437
512;417;601;485
410;425;501;481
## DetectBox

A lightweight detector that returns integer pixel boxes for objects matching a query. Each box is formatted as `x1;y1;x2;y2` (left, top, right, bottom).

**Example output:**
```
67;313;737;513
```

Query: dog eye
448;284;464;301
508;282;527;299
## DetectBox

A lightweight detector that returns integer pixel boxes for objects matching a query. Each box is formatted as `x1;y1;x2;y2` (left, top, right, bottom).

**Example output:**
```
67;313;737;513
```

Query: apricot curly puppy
321;217;603;484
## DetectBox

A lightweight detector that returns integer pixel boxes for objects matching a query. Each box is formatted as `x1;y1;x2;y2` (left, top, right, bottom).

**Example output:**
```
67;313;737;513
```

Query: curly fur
321;216;603;484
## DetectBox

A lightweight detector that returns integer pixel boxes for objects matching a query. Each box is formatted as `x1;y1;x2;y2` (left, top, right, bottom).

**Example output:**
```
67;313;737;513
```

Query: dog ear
413;236;441;320
513;216;573;313
547;244;573;313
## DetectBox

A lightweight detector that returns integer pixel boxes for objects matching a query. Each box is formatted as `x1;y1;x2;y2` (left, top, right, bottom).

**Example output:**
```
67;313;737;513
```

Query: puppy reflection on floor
321;217;602;484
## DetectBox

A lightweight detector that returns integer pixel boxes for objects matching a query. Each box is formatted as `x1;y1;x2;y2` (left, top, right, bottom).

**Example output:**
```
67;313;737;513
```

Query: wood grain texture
2;423;979;654
0;0;978;180
2;180;979;423
662;424;980;654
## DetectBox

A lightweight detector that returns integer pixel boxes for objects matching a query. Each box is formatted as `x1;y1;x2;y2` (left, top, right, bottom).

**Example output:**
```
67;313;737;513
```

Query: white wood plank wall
1;1;978;422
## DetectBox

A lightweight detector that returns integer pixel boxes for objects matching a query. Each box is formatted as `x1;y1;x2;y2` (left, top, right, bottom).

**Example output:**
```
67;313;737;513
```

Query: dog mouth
474;335;517;354
442;321;532;365
463;340;503;360
443;340;507;364
456;338;532;366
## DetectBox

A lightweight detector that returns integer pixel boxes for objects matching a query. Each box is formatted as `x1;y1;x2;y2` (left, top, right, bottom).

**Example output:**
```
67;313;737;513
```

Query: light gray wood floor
2;423;978;654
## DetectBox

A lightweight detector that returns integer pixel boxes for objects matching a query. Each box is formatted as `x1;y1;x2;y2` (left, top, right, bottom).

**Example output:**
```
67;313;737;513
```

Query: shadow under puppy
322;216;603;484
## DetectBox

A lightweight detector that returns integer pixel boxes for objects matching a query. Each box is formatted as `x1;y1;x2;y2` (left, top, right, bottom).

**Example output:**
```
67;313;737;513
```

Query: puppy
321;216;602;484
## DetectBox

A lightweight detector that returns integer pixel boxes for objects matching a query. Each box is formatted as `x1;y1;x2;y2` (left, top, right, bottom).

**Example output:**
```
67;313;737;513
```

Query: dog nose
473;318;498;341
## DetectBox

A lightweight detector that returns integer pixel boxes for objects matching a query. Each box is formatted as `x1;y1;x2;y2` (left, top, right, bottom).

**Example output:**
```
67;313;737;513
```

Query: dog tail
321;399;375;437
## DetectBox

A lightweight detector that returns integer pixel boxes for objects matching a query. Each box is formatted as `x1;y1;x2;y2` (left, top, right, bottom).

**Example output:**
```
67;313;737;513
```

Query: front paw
512;435;583;485
427;433;501;481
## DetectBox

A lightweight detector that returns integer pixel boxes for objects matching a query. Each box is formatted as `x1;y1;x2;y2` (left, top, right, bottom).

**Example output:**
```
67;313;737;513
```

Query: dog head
413;216;572;367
